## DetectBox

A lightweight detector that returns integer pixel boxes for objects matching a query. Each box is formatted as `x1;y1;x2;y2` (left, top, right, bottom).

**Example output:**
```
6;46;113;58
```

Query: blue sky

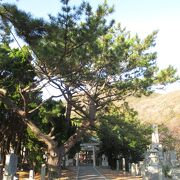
2;0;180;92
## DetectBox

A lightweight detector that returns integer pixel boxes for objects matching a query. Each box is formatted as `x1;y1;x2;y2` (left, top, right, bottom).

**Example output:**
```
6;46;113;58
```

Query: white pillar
135;163;139;175
116;160;119;171
131;163;136;176
65;155;69;167
128;163;131;172
122;158;126;171
29;170;34;180
92;146;96;167
76;153;79;166
138;161;144;175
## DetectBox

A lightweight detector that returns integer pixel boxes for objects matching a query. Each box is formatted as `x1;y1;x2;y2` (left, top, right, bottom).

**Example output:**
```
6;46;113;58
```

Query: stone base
102;161;109;167
3;175;13;180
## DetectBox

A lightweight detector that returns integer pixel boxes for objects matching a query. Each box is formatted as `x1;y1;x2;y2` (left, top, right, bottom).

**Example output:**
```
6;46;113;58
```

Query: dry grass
17;171;42;180
17;167;142;180
97;167;142;180
127;90;180;125
17;167;78;180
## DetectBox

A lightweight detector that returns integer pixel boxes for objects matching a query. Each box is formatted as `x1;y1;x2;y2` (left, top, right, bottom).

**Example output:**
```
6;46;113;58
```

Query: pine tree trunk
47;146;62;180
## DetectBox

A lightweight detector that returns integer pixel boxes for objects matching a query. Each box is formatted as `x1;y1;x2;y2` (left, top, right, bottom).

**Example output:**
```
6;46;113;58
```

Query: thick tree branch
27;94;62;114
19;85;27;112
49;79;89;118
0;91;56;149
63;120;90;154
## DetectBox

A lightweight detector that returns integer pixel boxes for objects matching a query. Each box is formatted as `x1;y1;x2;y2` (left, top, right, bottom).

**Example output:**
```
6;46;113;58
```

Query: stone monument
131;163;136;176
102;154;109;167
141;124;180;179
141;125;163;179
41;164;46;180
122;158;126;171
3;153;18;180
151;124;159;150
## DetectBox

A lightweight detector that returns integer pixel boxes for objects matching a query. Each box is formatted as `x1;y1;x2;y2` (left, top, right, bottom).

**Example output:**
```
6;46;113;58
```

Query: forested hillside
128;90;180;127
127;90;180;154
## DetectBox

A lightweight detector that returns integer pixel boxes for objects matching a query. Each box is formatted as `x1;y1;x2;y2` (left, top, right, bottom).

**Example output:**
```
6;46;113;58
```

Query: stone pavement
77;166;107;180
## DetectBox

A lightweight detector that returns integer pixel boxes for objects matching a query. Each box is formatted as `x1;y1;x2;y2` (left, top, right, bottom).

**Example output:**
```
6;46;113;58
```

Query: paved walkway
77;166;107;180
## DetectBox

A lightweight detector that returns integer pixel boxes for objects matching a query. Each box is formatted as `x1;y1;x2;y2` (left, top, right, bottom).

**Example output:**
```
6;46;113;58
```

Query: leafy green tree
97;103;151;169
0;43;78;174
0;43;48;172
0;43;38;163
24;99;73;172
0;0;179;178
0;102;26;164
